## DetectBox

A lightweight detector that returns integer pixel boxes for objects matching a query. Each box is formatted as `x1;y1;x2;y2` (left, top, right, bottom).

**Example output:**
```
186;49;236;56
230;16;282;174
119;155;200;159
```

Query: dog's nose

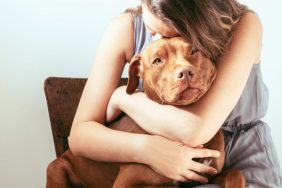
176;68;195;80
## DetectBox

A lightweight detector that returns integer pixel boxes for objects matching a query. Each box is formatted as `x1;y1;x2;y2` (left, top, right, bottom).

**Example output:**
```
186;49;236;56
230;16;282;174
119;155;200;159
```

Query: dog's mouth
179;87;201;101
175;86;202;105
159;86;202;106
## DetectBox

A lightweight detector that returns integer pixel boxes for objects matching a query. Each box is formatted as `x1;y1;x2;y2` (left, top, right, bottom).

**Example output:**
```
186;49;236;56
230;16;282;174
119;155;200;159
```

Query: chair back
44;77;127;157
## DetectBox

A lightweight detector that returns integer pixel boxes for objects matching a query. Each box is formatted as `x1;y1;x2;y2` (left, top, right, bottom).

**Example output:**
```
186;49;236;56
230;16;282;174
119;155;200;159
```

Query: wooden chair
44;77;127;157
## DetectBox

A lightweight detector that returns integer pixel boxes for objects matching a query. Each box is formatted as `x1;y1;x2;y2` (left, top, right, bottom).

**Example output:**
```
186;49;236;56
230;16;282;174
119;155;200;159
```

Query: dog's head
126;37;216;106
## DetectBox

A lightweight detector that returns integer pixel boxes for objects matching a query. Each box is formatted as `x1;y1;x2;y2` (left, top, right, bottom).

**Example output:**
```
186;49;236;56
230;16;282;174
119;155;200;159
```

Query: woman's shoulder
108;12;134;37
236;12;263;64
237;11;263;32
112;12;134;27
105;12;135;61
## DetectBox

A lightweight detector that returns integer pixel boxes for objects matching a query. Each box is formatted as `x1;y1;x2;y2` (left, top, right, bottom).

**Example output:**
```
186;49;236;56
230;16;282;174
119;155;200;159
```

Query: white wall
0;0;281;187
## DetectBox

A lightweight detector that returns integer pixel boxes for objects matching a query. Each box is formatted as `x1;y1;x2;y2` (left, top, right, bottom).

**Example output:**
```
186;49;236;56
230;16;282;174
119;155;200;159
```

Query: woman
69;0;282;187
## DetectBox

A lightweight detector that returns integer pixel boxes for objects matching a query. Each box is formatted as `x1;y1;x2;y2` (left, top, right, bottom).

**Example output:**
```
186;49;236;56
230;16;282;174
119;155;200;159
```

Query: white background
0;0;281;187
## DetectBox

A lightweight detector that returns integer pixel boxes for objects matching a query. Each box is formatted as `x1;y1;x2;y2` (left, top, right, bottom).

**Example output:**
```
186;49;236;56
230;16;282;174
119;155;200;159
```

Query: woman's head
142;5;179;39
141;0;249;61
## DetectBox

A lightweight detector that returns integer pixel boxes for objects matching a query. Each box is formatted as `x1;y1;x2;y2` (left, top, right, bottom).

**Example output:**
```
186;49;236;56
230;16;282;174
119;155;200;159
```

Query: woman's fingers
182;170;208;184
189;161;218;175
191;148;220;159
194;144;204;149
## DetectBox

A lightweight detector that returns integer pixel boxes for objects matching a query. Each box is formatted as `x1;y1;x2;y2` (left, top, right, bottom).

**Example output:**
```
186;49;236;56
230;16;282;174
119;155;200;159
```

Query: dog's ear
126;54;141;94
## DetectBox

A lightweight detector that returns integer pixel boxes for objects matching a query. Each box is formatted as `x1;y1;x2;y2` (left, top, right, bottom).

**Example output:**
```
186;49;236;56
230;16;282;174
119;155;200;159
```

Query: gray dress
131;13;282;188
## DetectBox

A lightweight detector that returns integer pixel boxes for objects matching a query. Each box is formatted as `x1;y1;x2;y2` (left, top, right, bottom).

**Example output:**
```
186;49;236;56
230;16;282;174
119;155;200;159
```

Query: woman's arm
110;13;263;147
69;13;144;161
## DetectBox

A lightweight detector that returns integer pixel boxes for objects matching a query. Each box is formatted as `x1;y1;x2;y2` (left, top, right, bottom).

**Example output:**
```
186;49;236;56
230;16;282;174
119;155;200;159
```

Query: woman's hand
105;86;126;123
107;86;220;183
140;135;220;183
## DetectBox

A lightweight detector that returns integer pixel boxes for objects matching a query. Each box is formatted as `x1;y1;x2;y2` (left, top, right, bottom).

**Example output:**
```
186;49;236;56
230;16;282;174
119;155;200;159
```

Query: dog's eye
153;58;163;65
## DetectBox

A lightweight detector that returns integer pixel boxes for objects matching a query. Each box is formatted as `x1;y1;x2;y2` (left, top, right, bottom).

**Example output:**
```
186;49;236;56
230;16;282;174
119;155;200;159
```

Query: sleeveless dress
131;13;282;188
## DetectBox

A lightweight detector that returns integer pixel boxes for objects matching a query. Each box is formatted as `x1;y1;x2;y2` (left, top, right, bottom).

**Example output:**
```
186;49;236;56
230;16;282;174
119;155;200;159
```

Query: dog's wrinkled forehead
141;37;192;64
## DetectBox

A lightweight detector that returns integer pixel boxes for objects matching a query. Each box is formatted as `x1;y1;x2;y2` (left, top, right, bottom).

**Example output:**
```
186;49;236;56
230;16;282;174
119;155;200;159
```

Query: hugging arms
69;1;263;183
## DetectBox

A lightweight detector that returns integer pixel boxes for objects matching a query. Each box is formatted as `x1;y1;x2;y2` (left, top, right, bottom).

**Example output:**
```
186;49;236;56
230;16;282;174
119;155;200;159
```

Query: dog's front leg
211;169;245;188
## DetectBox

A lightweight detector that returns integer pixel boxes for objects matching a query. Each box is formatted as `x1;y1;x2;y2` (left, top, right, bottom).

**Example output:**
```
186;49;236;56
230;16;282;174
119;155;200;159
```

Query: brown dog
46;37;245;188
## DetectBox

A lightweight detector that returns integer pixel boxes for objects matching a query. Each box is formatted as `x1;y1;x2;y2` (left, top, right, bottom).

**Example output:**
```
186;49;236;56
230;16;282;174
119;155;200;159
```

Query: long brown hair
139;0;250;62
